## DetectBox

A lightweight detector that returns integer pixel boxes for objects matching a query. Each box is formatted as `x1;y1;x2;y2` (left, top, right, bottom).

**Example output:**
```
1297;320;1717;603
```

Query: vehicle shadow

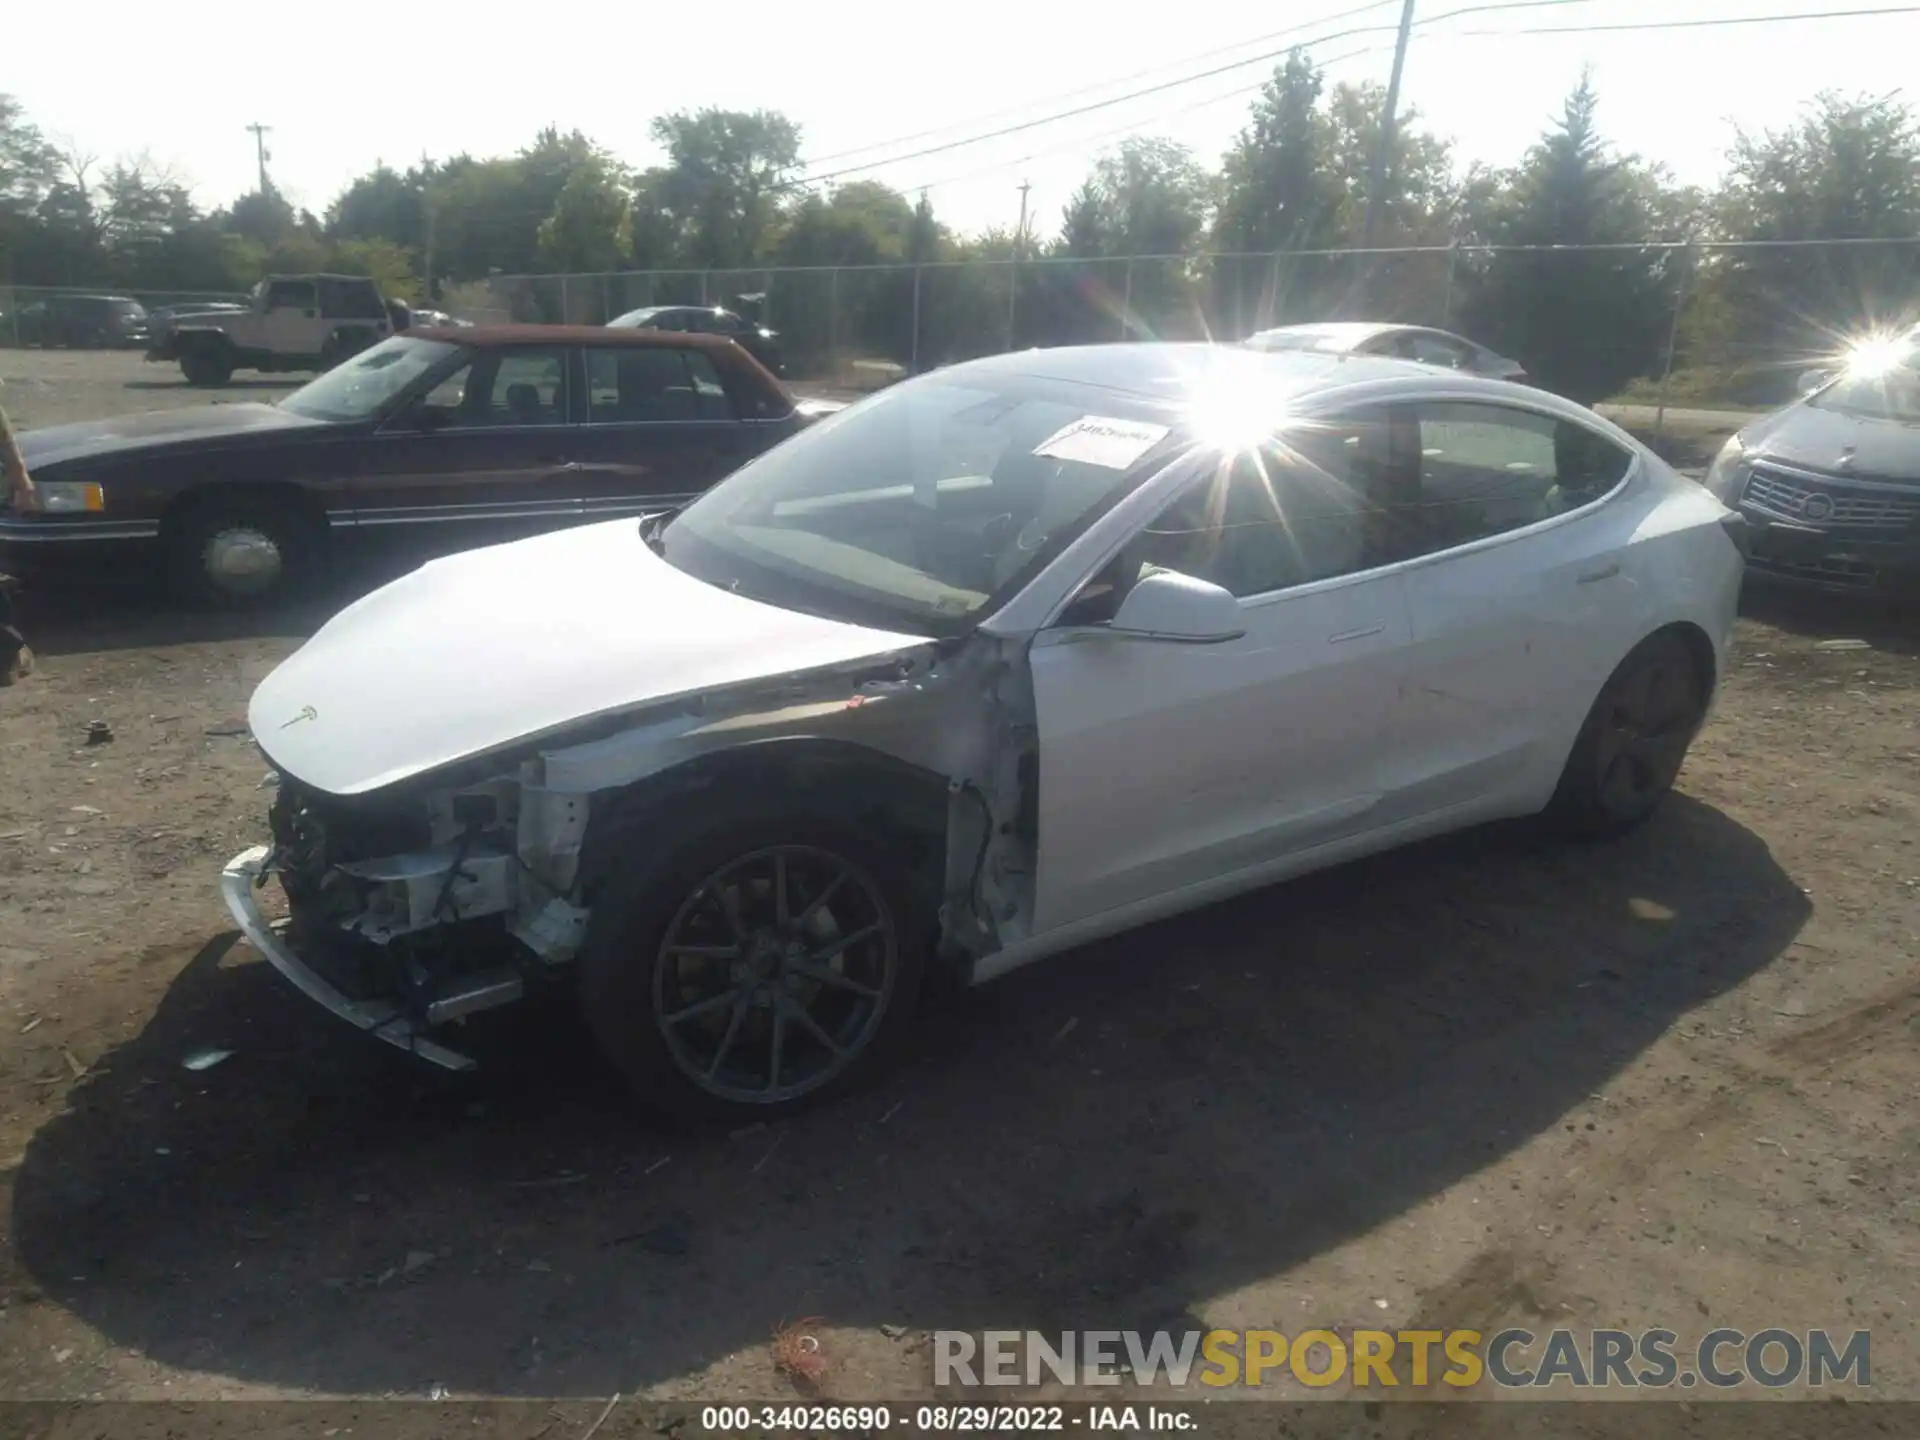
1739;581;1920;656
9;794;1806;1397
11;546;436;659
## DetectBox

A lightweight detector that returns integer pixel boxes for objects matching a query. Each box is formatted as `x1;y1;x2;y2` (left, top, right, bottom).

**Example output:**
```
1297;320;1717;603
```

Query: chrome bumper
220;844;477;1071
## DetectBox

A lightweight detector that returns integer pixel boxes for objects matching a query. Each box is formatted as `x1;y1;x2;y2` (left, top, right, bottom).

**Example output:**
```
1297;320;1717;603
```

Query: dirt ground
3;350;1919;1410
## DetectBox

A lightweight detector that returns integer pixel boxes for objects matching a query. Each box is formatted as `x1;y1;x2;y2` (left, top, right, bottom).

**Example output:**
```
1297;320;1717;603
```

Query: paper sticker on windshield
1032;416;1170;469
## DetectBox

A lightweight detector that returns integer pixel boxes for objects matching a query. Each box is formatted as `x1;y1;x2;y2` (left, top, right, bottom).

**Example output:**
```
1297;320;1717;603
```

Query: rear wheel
164;494;320;608
179;343;233;387
1548;631;1707;838
578;808;929;1126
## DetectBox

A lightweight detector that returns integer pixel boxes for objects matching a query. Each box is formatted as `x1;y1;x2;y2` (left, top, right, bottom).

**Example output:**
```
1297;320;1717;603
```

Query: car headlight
1702;436;1751;504
33;481;107;514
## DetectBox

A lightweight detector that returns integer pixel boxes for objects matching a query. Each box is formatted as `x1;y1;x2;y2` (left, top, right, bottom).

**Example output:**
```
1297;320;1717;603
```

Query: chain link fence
470;239;1919;415
15;237;1915;415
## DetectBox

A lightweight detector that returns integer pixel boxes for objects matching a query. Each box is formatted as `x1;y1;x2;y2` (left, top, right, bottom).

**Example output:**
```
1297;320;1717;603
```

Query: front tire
578;808;930;1126
1548;631;1707;838
164;495;319;608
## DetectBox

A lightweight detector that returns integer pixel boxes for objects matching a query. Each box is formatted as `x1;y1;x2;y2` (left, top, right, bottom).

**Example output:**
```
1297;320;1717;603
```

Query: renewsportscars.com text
933;1327;1871;1390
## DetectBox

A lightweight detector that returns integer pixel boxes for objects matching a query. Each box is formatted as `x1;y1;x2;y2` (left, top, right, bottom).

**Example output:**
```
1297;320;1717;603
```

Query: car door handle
1576;561;1621;585
1328;622;1385;644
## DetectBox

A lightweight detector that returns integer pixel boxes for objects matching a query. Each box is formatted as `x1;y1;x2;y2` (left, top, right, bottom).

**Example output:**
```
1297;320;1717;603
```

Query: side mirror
1107;569;1244;644
1798;368;1832;396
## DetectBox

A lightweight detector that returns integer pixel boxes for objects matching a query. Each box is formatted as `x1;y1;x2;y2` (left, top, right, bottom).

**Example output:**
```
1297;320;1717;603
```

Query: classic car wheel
165;497;317;608
1549;630;1706;838
579;813;928;1125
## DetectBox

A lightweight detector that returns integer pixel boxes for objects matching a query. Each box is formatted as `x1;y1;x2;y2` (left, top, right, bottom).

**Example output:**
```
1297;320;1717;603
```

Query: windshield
1811;343;1920;424
279;336;462;422
656;372;1182;637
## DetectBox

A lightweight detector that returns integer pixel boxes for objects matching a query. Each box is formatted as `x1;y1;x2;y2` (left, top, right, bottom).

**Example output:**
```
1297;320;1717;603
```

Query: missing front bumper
220;844;485;1071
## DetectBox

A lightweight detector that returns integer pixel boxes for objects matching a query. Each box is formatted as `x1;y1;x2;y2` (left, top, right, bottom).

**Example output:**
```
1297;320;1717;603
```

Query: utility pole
421;149;437;301
245;122;273;195
1359;0;1417;252
1007;179;1030;350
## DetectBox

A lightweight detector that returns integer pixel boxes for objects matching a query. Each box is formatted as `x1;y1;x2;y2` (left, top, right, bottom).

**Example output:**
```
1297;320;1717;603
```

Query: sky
8;0;1917;247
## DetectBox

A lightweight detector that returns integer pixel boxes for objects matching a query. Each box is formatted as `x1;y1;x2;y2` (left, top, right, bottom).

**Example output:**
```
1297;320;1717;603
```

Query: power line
784;0;1603;192
799;0;1405;169
1447;2;1920;36
900;2;1920;196
905;42;1397;194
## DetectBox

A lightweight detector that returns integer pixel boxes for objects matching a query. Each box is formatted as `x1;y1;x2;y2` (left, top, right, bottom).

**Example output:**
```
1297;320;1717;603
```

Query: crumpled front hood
1744;403;1920;482
251;519;929;797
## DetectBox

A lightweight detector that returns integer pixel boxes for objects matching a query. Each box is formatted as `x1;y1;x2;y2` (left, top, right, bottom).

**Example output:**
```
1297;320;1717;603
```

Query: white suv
147;274;395;387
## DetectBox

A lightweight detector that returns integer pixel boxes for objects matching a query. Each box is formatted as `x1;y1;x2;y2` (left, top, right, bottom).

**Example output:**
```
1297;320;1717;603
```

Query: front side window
1053;411;1400;624
415;347;570;428
1137;411;1399;597
266;280;316;312
278;336;462;422
658;374;1177;636
1410;403;1633;553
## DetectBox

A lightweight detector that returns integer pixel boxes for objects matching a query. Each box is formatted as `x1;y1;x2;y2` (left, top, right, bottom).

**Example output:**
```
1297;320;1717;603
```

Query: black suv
13;294;153;348
607;305;784;376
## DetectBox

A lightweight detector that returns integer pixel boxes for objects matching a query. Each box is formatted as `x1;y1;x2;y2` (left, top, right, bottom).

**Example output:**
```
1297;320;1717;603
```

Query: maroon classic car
0;327;841;606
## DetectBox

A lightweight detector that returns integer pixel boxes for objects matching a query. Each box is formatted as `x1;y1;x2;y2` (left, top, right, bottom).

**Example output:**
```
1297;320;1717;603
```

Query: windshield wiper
639;510;670;556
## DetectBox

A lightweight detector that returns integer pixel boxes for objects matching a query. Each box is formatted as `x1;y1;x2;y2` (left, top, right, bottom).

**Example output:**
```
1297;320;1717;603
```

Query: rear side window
317;278;386;320
588;347;734;422
1410;403;1633;553
1398;331;1473;369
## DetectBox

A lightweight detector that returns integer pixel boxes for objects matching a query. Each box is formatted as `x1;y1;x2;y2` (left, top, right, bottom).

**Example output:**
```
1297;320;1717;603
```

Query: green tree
1704;91;1920;378
327;163;431;252
225;187;296;244
0;95;57;221
633;109;802;269
769;181;919;365
537;157;633;282
1213;52;1336;255
1321;82;1455;243
327;237;420;302
1047;137;1210;340
1454;74;1683;402
1209;51;1341;333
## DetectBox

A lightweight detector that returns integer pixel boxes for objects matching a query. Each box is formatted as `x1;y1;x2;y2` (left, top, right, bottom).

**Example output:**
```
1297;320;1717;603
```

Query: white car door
1384;399;1652;823
1027;413;1416;934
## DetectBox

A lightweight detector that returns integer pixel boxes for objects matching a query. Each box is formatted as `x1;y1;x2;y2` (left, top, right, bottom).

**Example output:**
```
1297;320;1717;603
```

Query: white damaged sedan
224;343;1747;1122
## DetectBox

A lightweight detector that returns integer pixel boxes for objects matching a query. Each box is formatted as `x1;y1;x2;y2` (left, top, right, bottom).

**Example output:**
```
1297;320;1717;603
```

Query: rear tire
164;494;320;608
180;344;234;387
1547;630;1707;839
578;804;931;1127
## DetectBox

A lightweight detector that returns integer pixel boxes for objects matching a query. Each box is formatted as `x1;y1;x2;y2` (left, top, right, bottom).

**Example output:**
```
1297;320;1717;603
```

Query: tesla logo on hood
279;705;318;729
